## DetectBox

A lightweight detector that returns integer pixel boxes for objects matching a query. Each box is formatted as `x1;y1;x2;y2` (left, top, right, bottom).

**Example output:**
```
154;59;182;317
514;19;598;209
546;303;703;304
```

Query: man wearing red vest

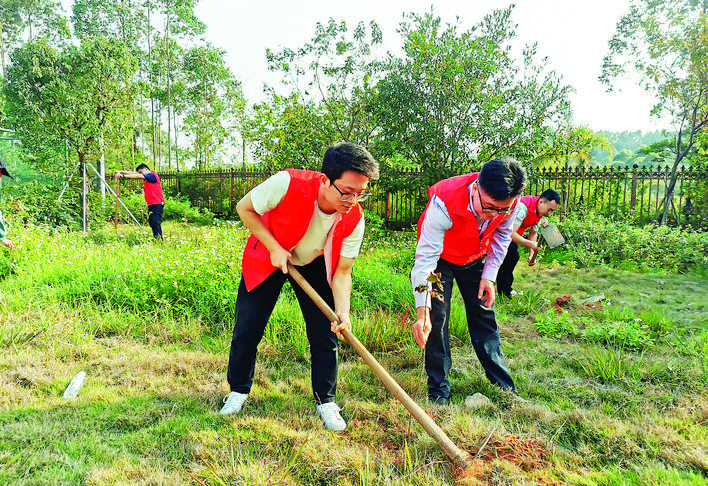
115;164;165;239
411;159;526;405
221;143;379;432
497;189;560;298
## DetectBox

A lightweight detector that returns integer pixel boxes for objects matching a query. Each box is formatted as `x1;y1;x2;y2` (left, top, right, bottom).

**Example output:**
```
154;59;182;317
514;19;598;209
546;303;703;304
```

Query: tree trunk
80;153;89;232
0;21;6;79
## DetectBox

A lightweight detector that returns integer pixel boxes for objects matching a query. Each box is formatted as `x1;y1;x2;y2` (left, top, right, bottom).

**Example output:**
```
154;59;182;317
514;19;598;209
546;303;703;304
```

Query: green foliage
591;130;667;165
1;178;214;231
0;222;707;485
162;196;215;225
3;37;139;166
1;179;80;229
353;230;416;318
580;347;647;383
3;223;244;326
244;94;330;171
534;310;580;339
181;44;246;169
553;212;708;272
371;6;573;185
600;0;708;225
246;18;383;169
583;319;655;350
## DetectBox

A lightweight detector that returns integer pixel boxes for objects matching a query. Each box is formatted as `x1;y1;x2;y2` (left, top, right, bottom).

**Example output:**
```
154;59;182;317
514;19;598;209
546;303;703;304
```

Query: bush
551;212;708;273
1;184;214;230
583;319;655;350
534;310;580;339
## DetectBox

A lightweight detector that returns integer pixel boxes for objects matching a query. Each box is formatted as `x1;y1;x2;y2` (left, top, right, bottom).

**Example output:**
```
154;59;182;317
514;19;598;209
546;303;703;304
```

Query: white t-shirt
250;171;365;265
511;201;541;233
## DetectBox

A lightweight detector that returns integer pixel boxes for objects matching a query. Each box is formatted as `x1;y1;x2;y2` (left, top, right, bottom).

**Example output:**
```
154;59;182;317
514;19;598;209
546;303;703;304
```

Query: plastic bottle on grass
63;371;86;399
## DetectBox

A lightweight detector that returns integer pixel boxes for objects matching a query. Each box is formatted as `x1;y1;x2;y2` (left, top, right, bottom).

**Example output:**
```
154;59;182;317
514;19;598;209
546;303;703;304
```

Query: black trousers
147;203;163;239
226;256;339;404
496;242;520;298
425;258;516;400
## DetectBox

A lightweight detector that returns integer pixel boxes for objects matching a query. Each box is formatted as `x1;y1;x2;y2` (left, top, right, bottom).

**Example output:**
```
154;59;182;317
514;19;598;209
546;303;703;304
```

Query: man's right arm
114;170;145;180
410;196;451;348
509;202;540;251
236;193;291;273
236;171;291;273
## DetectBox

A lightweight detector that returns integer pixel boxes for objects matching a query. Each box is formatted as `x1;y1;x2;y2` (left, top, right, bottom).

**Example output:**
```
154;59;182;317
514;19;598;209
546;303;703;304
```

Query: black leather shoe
428;396;449;406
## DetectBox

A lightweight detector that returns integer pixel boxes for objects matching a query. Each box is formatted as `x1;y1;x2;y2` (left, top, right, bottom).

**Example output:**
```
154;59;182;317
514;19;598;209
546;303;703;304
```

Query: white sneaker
220;392;248;415
316;402;347;431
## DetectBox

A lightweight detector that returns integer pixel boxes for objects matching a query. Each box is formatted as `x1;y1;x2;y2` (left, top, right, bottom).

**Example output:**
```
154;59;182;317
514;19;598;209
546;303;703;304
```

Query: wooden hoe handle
286;263;472;468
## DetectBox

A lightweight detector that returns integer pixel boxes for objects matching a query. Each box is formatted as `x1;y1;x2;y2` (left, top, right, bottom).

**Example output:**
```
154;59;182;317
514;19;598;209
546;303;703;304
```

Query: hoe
287;263;476;479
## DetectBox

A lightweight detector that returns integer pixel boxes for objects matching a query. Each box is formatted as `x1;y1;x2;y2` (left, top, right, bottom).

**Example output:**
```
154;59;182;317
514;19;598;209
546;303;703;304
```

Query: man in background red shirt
115;164;165;239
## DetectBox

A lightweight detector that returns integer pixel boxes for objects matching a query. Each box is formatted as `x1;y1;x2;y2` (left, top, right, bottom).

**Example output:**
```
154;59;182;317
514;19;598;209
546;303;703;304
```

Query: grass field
0;222;707;485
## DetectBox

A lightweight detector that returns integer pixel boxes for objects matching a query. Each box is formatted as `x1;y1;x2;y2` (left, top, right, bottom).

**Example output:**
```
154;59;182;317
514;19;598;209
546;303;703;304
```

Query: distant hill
592;130;667;165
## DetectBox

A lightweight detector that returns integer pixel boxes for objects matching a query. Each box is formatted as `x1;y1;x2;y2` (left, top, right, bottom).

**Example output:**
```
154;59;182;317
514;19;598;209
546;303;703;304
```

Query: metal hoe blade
540;223;565;248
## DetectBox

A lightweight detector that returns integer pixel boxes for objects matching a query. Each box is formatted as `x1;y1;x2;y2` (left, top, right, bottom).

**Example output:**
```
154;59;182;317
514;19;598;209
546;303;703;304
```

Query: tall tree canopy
371;7;574;186
0;0;68;77
182;44;245;168
601;0;708;224
3;37;138;167
246;18;383;169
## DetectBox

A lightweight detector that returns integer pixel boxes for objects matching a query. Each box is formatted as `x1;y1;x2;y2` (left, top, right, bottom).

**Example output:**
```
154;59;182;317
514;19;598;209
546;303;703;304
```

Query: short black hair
540;188;561;204
477;158;526;201
321;143;379;182
136;163;150;172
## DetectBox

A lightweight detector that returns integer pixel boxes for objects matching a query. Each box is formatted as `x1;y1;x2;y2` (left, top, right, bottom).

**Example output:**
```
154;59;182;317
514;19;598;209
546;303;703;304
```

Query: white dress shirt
411;183;518;308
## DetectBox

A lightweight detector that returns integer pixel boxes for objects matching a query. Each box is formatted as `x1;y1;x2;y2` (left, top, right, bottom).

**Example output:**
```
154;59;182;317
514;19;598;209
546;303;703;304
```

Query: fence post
630;166;638;211
230;168;236;218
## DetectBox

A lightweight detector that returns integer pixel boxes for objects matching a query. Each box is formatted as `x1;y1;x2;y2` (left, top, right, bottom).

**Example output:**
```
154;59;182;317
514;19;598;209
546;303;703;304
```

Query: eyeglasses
331;181;372;202
474;184;514;215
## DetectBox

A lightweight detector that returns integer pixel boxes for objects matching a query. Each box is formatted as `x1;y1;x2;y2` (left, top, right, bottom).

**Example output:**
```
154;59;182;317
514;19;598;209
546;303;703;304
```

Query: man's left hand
331;315;351;340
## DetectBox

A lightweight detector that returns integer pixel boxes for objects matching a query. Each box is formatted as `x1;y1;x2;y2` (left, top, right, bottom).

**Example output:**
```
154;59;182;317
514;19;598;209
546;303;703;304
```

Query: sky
192;0;668;134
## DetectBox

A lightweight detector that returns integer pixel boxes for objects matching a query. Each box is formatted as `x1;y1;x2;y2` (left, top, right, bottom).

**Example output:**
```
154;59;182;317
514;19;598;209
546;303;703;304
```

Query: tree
253;17;383;164
71;0;147;48
182;44;245;168
148;0;205;169
600;0;708;225
3;37;139;229
532;126;614;167
12;0;67;42
0;0;68;77
371;7;574;187
246;93;334;170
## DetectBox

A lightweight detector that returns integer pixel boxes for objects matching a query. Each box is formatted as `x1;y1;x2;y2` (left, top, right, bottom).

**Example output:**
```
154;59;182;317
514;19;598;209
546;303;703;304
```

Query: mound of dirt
454;434;561;485
552;294;572;314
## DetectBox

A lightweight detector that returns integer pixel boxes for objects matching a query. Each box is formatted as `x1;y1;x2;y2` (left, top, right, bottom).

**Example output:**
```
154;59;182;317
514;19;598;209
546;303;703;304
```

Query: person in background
496;189;561;298
115;164;165;239
0;159;14;250
221;142;379;432
411;158;526;405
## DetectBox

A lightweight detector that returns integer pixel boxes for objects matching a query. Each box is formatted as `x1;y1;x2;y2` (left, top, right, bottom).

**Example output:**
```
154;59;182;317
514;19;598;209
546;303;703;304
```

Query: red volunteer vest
516;195;541;235
143;172;164;205
417;173;515;265
241;169;364;291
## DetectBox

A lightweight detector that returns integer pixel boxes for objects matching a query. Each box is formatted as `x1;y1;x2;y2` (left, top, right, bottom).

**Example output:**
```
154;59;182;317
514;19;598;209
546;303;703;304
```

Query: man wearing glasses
221;142;378;432
411;158;526;405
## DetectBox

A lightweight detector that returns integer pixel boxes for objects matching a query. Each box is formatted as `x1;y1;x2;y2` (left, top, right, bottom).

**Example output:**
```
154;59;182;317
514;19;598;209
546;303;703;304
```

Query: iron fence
118;165;708;229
